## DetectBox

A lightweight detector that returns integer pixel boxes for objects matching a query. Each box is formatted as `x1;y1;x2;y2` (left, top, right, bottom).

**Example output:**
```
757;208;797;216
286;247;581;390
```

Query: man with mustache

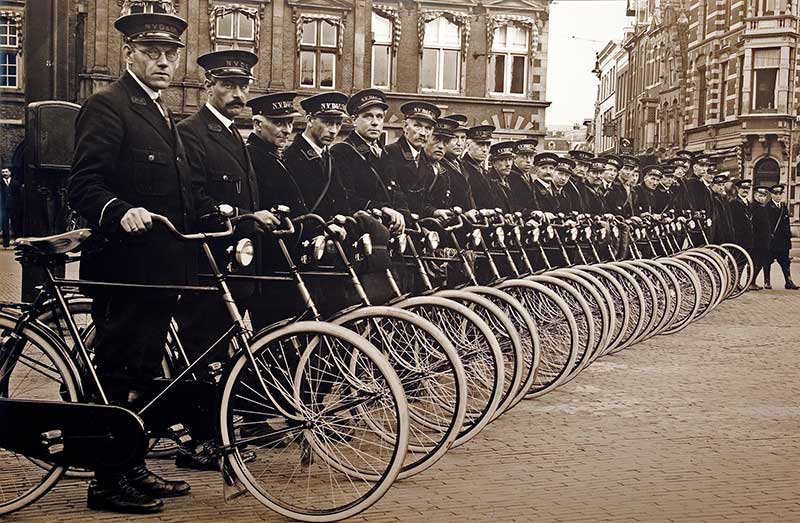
580;157;608;215
751;186;772;289
174;50;279;470
764;184;798;289
531;152;559;212
461;124;495;210
605;155;638;217
421;118;460;217
653;165;681;214
385;101;441;215
709;173;734;244
480;141;516;213
728;179;755;284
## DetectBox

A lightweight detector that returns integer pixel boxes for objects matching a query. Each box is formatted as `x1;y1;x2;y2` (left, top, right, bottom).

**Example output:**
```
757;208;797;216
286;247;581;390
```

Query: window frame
299;18;339;90
371;11;394;90
421;16;462;94
488;24;530;97
212;7;257;52
751;48;780;112
0;15;20;89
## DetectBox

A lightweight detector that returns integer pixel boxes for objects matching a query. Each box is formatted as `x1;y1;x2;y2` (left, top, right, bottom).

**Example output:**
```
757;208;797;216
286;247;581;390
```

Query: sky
545;0;633;127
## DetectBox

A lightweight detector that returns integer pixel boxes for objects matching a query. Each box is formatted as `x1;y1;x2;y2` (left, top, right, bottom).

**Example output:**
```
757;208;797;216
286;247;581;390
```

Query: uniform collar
205;102;234;130
127;67;160;101
302;132;326;156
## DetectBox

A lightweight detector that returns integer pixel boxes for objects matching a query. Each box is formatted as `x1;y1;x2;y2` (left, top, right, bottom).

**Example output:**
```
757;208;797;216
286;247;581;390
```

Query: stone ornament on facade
209;4;264;53
486;14;540;59
118;0;178;14
294;13;345;56
0;10;23;54
417;10;471;56
373;4;402;53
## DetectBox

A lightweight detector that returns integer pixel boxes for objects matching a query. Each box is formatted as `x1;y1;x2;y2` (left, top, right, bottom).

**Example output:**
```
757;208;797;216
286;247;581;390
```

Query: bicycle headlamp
546;225;555;240
234;238;254;267
494;227;505;247
513;226;522;243
425;230;440;250
394;233;408;254
471;229;482;247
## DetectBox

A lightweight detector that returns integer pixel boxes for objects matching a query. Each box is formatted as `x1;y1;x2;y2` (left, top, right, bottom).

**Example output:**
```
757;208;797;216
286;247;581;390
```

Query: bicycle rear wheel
0;313;82;516
219;321;408;522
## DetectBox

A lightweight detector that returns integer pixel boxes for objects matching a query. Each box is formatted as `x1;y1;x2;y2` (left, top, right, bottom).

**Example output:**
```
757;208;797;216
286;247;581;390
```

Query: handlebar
151;214;233;241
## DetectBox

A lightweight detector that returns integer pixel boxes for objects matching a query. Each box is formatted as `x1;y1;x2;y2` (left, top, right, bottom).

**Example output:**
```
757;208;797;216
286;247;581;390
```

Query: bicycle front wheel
219;321;408;522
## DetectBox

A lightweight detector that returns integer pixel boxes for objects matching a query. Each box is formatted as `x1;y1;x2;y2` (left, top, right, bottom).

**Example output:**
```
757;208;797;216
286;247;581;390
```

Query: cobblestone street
1;249;799;522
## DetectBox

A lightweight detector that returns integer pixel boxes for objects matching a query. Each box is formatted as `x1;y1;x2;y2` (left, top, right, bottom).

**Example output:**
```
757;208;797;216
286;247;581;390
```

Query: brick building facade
72;0;552;142
0;0;24;168
595;0;800;223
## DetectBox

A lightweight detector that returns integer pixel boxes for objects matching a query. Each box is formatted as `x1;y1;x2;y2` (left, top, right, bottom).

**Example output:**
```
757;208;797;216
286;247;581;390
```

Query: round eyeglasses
134;45;180;62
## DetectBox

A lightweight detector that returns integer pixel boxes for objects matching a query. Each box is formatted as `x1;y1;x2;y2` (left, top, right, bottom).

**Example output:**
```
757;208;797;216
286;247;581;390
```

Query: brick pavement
1;254;799;523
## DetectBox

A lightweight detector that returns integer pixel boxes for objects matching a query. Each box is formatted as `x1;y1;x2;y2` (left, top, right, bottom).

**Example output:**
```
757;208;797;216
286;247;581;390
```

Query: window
213;8;256;52
300;19;338;89
0;16;18;88
371;13;392;89
123;1;173;14
755;0;776;16
421;17;461;93
753;48;779;111
697;67;707;125
489;24;528;96
753;158;780;187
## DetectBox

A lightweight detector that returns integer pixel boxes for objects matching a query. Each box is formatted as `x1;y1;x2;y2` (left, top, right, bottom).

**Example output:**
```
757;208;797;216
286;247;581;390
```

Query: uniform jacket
728;196;753;250
605;182;636;217
531;178;557;213
384;136;425;213
486;169;513;213
653;186;681;214
632;185;658;215
551;183;583;214
507;165;535;212
578;179;606;215
711;193;734;244
751;202;771;251
68;71;208;290
767;200;792;252
177;105;260;284
283;133;352;219
330;132;408;213
684;177;714;215
420;154;451;216
442;153;475;211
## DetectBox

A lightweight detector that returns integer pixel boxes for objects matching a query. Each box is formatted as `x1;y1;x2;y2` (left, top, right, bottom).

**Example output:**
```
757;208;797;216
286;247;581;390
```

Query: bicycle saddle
14;229;93;255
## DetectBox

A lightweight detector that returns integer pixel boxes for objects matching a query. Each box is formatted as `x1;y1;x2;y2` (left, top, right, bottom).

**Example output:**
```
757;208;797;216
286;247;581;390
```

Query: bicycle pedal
207;362;224;382
40;429;64;455
166;423;193;446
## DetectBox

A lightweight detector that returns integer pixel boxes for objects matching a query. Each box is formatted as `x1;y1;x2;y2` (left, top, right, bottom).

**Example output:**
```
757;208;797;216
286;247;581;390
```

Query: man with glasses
68;12;202;514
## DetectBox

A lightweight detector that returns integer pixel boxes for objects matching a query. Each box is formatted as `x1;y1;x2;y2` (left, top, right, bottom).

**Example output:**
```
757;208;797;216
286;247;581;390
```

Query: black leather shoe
765;282;772;290
786;280;799;290
126;464;191;498
175;443;220;471
87;477;164;514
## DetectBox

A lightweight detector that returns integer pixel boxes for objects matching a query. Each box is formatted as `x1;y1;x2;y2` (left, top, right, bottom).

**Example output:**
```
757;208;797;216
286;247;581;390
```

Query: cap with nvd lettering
643;165;663;178
589;157;608;172
466;125;495;142
711;174;729;184
755;186;771;194
446;113;469;131
555;157;576;173
733;179;751;188
400;101;441;124
114;13;188;47
197;50;258;80
346;88;389;115
604;154;623;171
534;152;559;167
489;141;515;159
514;139;539;156
246;92;301;118
568;149;594;166
433;118;459;138
770;184;785;194
300;91;349;117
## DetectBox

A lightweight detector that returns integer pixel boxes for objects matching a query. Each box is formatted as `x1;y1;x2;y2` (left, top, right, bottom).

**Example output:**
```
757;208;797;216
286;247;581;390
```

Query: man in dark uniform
633;165;663;215
728;179;755;286
751;186;772;289
531;152;559;212
600;154;623;196
653;165;682;214
551;157;584;213
567;150;593;207
420;118;458;217
283;92;351;219
439;116;476;210
67;12;197;513
507;139;537;212
605;155;638;217
461;124;494;210
174;50;279;469
765;184;797;289
331;88;406;231
684;153;715;214
385;101;440;215
480;141;515;212
709;174;734;244
580;157;607;215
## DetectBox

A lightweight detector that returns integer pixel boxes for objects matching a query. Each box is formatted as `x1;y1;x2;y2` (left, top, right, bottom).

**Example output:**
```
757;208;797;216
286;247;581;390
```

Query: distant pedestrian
1;167;14;247
764;184;797;290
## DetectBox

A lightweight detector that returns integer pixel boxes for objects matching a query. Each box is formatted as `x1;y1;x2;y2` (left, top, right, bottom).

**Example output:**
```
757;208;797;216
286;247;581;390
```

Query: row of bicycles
0;206;753;521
